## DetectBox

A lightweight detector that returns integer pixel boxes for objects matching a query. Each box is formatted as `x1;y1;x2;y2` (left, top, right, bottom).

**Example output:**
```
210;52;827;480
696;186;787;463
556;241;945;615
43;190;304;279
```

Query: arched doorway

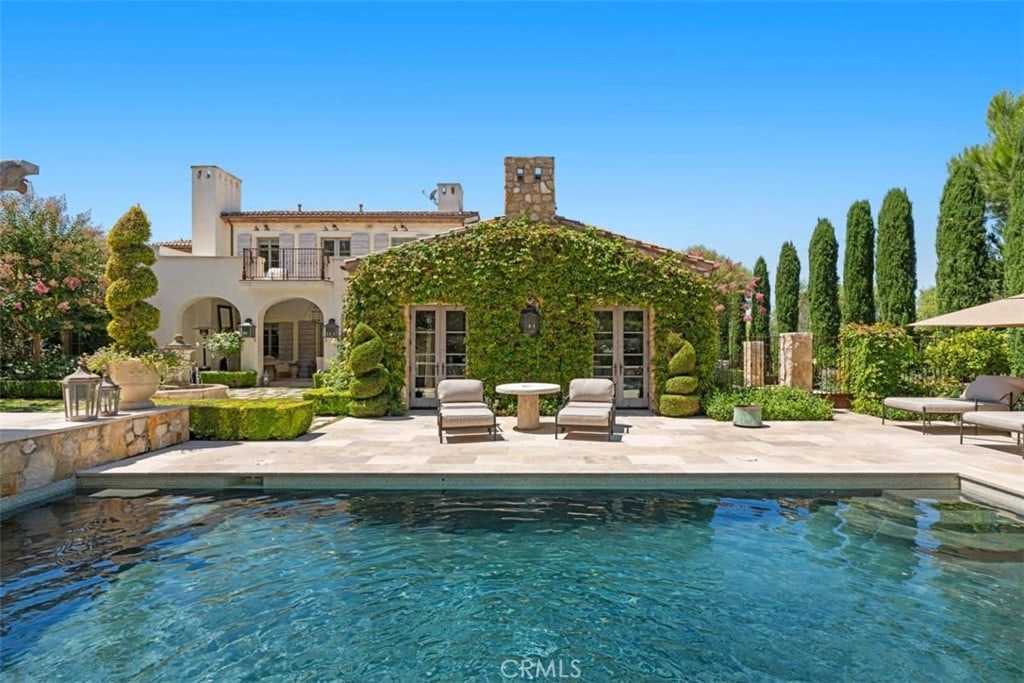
262;298;324;380
179;297;241;370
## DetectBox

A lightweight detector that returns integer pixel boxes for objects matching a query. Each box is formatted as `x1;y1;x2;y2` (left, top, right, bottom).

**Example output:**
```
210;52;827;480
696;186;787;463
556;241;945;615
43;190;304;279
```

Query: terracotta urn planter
107;358;160;410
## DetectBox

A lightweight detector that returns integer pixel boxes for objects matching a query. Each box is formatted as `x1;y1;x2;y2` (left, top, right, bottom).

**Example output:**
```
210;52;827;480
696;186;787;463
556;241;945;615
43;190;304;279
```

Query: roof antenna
423;189;438;205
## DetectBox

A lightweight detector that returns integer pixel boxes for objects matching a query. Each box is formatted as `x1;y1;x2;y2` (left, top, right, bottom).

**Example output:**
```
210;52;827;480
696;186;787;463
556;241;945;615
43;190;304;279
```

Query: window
263;323;280;358
257;237;280;269
391;236;418;247
322;238;351;257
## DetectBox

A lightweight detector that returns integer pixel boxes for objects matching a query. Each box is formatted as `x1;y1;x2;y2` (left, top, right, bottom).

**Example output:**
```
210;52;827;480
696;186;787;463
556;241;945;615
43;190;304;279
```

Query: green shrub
668;340;696;376
312;372;327;388
664;375;698;395
348;367;389;399
659;394;700;417
198;370;258;388
703;386;833;421
347;322;387;417
839;322;920;415
0;379;63;399
104;206;160;355
302;389;350;416
154;398;312;440
315;341;352;392
924;329;1009;382
347;395;389;418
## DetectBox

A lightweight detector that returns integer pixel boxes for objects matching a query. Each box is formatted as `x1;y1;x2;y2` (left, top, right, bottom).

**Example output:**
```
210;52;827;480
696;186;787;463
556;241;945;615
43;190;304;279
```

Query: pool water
2;491;1022;681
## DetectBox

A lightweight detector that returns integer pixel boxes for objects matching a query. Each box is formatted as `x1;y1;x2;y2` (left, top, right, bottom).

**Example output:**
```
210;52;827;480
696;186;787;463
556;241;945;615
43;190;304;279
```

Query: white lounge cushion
960;411;1024;432
439;407;495;428
557;406;612;426
883;397;1010;414
438;379;485;405
962;375;1024;404
567;378;614;403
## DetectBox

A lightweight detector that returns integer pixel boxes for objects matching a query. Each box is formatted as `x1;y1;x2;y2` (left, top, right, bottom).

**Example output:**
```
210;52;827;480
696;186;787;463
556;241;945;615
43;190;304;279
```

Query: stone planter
107;358;160;410
733;404;763;428
814;391;852;410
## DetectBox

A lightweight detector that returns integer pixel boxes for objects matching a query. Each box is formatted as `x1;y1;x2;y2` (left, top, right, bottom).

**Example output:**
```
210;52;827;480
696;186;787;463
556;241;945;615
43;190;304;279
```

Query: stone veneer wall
504;156;556;221
1;407;189;500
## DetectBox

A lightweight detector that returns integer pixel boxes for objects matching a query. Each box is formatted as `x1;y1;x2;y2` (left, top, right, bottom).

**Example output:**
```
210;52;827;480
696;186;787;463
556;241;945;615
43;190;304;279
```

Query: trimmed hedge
198;370;258;388
0;379;63;399
303;389;351;416
703;386;833;421
664;375;698;395
155;398;312;440
660;394;700;418
348;395;389;418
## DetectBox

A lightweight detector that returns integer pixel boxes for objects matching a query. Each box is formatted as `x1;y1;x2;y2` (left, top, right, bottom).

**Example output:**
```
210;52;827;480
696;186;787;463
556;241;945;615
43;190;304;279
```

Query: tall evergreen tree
750;256;772;371
935;159;991;314
775;241;801;334
876;188;917;325
808;218;841;366
1005;128;1024;374
842;200;875;323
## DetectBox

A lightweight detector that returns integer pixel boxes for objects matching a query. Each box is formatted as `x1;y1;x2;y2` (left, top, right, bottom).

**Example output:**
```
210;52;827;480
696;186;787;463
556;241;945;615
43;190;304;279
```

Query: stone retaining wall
1;407;189;499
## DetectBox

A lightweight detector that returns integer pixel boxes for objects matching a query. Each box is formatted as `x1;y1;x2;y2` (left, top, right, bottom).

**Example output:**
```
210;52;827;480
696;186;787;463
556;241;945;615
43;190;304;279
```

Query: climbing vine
343;217;718;414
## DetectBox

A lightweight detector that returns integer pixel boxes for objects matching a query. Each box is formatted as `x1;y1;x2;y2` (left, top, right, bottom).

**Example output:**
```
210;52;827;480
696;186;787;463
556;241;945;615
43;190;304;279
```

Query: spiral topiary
105;205;160;355
659;335;701;417
347;322;389;417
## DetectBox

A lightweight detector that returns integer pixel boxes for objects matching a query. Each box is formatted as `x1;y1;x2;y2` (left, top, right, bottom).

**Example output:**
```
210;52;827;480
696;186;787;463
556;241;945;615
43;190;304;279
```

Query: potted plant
204;330;243;371
89;205;166;409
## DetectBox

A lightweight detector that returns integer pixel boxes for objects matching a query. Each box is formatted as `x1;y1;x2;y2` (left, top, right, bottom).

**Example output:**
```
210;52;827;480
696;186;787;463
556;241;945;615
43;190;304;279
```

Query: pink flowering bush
0;192;108;371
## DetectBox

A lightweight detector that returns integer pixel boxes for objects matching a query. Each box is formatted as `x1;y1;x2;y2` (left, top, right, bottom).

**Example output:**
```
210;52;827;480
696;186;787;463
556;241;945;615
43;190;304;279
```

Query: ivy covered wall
343;216;718;414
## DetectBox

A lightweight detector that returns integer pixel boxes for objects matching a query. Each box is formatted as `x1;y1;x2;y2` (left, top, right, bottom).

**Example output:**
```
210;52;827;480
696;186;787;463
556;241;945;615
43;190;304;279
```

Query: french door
409;307;467;408
593;308;649;408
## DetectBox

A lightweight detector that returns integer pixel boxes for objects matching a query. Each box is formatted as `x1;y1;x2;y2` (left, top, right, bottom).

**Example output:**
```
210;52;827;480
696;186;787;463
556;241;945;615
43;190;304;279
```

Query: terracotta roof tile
153;239;193;254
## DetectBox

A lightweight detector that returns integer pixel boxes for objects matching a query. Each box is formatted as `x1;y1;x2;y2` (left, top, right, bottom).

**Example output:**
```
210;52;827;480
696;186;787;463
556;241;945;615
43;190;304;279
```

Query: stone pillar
743;341;765;387
778;333;813;390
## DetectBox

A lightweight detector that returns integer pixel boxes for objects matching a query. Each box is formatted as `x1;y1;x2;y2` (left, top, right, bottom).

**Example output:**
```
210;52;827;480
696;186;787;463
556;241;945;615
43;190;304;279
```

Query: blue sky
3;1;1021;290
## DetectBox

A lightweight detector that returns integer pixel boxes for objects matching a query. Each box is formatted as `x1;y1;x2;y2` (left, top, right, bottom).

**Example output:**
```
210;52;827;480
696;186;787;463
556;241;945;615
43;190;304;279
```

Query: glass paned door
592;309;649;408
409;307;468;408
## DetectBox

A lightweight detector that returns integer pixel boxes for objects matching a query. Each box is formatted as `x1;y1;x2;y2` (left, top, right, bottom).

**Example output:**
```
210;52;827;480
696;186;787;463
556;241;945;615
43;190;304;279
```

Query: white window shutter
351;232;370;256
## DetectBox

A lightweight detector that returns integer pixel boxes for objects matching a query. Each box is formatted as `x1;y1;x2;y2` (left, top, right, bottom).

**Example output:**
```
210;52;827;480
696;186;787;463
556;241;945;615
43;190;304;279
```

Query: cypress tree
1005;129;1024;374
775;241;801;334
876;188;917;325
935;159;991;314
808;218;841;366
842;200;875;323
750;256;771;367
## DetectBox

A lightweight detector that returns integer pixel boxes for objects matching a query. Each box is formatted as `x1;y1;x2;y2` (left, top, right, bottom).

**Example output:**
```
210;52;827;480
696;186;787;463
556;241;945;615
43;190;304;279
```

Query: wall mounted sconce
253;225;259;232
324;318;340;339
323;226;329;231
239;318;257;339
263;224;269;231
519;299;540;337
332;224;338;229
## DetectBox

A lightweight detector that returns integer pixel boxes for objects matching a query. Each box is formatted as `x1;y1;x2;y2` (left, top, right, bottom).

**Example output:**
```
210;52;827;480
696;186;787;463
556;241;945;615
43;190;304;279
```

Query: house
340;157;719;412
150;166;479;379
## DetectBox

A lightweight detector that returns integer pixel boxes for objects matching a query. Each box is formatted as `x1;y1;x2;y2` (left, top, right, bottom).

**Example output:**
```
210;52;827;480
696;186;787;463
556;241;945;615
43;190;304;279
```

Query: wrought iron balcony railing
242;248;330;281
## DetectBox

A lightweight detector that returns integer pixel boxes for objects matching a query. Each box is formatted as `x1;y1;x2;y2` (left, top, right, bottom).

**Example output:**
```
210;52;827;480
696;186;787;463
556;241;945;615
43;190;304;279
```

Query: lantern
519;303;540;337
98;374;121;417
62;362;101;422
324;318;340;339
239;317;257;339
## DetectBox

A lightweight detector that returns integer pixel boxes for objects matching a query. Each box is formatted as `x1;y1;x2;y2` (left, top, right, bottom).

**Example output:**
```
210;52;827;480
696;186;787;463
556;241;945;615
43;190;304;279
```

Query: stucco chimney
436;183;463;212
504;156;555;221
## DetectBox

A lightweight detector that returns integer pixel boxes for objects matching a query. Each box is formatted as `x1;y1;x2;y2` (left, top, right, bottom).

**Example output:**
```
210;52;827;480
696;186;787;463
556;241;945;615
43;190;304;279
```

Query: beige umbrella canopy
910;293;1024;328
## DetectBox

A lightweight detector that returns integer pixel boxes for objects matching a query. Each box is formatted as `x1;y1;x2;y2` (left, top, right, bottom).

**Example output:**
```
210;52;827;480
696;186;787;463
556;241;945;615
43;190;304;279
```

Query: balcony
242;248;330;281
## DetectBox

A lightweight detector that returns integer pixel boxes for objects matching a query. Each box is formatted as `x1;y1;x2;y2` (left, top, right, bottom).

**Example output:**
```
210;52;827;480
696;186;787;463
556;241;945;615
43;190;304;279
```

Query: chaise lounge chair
882;375;1024;435
555;378;616;440
437;379;497;443
960;411;1024;457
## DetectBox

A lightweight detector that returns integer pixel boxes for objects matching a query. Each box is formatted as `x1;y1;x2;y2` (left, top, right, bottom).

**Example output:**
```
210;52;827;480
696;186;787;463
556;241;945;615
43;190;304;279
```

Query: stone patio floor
59;409;1024;512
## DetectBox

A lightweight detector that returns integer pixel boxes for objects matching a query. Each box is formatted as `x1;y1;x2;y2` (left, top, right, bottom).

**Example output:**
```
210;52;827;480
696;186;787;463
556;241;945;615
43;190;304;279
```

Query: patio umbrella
910;293;1024;328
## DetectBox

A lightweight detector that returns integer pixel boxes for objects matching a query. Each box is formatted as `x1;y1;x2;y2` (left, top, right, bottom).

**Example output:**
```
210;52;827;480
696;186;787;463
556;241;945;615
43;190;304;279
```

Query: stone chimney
436;183;463;212
504;156;555;220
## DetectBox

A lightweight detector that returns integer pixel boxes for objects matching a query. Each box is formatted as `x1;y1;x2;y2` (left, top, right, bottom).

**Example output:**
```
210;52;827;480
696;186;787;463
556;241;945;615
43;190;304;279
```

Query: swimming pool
2;491;1022;680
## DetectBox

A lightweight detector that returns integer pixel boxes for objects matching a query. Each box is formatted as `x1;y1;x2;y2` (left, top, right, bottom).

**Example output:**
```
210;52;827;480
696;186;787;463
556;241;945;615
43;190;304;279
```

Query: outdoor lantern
324;318;340;339
519;303;540;337
61;362;101;422
239;317;257;339
98;374;121;417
